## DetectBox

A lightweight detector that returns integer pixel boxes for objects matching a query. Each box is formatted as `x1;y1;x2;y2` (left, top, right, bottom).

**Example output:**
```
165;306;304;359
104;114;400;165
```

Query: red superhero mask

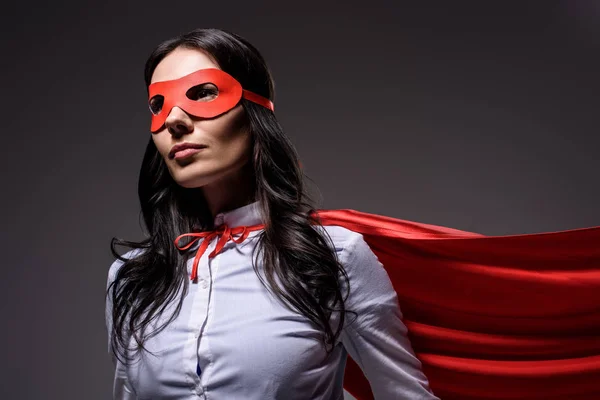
147;68;274;132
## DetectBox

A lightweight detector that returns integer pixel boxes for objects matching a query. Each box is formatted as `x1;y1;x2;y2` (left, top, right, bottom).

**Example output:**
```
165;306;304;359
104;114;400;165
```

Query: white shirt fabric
105;200;439;399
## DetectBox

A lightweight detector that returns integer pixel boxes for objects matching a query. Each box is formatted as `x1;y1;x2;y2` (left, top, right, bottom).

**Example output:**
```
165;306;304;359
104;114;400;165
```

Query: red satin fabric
174;209;600;399
316;209;600;400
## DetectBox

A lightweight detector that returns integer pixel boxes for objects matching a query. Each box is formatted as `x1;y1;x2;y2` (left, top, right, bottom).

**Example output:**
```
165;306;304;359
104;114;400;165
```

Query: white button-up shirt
105;201;439;399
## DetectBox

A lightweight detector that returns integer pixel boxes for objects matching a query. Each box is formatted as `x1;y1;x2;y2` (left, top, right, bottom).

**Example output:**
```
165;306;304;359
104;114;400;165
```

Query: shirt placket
184;232;218;399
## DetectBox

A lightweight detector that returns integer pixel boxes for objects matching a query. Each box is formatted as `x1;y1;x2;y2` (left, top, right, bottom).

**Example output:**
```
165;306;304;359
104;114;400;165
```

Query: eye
186;83;218;102
148;95;164;115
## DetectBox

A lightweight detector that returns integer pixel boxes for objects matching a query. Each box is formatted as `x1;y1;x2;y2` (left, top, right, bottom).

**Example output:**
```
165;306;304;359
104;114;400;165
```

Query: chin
173;171;217;188
167;166;210;189
175;178;206;189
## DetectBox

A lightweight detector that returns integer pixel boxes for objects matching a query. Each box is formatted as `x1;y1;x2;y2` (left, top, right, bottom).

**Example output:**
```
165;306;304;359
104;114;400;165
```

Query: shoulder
107;248;146;285
314;224;365;255
319;225;396;311
317;224;376;259
316;224;382;278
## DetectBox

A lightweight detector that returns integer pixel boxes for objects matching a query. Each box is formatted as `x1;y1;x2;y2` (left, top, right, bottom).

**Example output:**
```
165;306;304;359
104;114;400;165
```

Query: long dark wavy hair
107;28;354;364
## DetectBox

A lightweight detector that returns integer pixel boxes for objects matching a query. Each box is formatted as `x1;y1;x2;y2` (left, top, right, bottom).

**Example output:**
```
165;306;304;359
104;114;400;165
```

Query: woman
106;28;439;399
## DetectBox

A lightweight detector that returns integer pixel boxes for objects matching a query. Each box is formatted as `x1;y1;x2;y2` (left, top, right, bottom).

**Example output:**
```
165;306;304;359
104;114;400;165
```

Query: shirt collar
213;200;263;227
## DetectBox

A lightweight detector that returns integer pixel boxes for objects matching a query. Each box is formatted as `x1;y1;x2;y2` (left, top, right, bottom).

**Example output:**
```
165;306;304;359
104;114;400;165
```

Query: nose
164;106;194;137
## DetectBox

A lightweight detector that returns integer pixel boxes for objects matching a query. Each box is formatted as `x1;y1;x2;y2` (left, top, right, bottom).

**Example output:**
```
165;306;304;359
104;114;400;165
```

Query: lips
169;142;207;159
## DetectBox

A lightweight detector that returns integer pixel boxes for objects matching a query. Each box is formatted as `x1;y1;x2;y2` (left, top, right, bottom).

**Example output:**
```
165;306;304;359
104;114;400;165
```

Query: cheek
151;133;169;159
209;108;250;149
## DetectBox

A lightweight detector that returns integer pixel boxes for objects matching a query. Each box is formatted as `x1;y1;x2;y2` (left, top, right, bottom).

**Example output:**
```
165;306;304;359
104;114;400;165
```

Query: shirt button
201;280;208;289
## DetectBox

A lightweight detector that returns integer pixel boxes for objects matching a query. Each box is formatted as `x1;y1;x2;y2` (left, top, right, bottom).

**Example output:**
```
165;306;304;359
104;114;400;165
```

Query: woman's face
149;47;252;189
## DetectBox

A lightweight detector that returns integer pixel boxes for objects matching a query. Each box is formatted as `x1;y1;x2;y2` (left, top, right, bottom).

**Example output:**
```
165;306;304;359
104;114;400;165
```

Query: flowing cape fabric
313;209;600;400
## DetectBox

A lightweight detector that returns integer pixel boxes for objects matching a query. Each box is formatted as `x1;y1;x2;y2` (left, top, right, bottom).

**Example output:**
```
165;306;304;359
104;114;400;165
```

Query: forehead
150;47;220;85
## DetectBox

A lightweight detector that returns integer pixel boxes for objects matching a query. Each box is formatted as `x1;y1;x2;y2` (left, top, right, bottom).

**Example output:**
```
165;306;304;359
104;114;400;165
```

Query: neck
201;163;256;219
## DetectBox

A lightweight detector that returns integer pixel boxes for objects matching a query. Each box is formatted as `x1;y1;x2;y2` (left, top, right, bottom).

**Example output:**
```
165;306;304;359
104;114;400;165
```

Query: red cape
313;209;600;400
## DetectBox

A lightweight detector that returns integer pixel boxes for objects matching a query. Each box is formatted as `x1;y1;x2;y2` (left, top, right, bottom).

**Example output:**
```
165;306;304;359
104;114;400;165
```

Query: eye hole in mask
186;83;219;102
148;95;164;115
148;83;220;115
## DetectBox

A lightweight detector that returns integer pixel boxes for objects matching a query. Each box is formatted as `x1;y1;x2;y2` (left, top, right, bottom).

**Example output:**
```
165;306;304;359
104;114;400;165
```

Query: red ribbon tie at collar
174;223;264;281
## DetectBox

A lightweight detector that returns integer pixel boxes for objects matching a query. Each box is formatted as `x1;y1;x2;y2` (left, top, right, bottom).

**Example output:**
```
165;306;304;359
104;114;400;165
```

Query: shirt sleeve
105;252;139;400
339;232;440;400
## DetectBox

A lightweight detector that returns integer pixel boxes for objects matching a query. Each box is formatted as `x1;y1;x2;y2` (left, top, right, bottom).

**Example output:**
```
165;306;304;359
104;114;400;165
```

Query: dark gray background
2;1;599;399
